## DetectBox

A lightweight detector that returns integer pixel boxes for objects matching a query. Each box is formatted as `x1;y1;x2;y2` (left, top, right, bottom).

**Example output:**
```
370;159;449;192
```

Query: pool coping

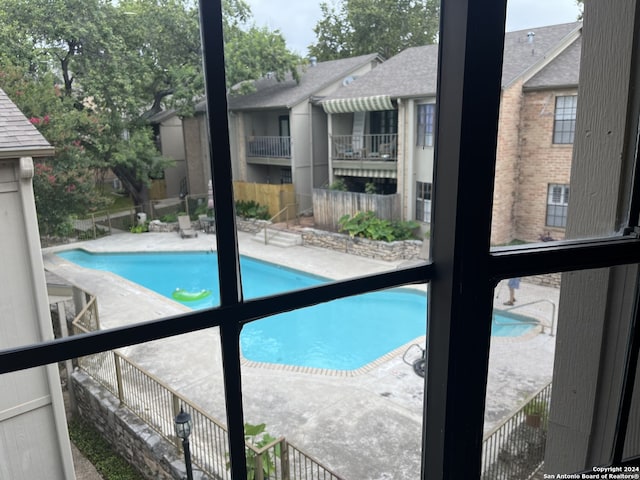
47;244;548;377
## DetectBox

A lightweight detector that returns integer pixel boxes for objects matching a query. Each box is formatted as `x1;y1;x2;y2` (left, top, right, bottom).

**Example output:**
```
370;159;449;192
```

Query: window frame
416;181;432;222
553;94;578;144
416;103;435;147
546;183;570;227
3;2;640;479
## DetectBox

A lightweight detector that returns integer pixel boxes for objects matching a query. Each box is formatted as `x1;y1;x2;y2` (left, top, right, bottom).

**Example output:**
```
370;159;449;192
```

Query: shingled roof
0;88;53;159
223;53;382;111
524;36;581;90
323;21;582;103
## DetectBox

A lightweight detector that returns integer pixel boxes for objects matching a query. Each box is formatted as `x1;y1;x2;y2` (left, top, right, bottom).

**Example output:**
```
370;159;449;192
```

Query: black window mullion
198;0;247;477
424;0;507;478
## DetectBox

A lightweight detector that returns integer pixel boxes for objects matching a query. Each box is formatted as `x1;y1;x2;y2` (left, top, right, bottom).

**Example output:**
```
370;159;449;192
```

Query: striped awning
334;168;397;179
322;95;394;114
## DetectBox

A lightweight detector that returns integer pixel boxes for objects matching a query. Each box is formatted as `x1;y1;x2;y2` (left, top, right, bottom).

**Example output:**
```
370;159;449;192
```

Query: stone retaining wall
148;217;269;235
71;370;208;480
301;228;423;262
524;272;561;289
148;220;179;233
236;217;270;234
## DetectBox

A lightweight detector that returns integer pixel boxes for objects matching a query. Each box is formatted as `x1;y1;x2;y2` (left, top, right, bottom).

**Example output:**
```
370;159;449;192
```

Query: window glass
553;95;577;144
546;184;570;228
241;286;428;479
416;181;432;223
417;104;435;147
483;274;559;478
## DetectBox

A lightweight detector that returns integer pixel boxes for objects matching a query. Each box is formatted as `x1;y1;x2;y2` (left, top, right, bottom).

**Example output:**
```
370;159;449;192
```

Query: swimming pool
57;250;535;370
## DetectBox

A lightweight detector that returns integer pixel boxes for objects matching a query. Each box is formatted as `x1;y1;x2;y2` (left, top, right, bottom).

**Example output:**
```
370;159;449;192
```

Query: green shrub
328;178;348;191
160;212;179;223
338;211;420;242
129;223;148;233
364;181;377;194
391;219;420;240
68;418;144;480
227;423;280;480
235;200;270;220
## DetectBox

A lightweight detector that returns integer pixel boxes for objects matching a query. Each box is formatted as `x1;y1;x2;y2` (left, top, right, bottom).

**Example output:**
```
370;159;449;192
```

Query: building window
417;103;435;147
280;168;292;184
553;95;577;144
546;184;570;227
416;181;432;222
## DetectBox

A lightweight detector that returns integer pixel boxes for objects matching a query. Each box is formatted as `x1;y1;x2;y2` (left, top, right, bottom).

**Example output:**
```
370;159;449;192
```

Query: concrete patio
43;230;558;479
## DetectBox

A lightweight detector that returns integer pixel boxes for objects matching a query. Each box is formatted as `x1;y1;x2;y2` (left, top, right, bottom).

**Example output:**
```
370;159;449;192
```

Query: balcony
246;135;291;166
331;134;398;178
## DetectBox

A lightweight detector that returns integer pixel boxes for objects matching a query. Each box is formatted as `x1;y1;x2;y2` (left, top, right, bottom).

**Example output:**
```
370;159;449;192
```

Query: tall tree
309;0;440;60
223;0;301;94
0;0;301;205
0;64;112;236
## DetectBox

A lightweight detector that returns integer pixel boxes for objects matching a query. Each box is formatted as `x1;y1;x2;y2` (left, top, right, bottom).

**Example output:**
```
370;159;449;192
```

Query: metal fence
69;287;344;480
481;382;552;480
77;350;344;480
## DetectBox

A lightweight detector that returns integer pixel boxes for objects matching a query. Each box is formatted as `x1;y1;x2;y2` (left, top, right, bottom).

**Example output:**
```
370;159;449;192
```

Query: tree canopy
0;0;301;215
309;0;440;60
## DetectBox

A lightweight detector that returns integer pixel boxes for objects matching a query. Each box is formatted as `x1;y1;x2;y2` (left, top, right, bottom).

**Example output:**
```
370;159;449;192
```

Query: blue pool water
57;250;535;370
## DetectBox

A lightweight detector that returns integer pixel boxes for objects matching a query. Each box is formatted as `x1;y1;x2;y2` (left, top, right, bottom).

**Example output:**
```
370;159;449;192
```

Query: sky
244;0;582;55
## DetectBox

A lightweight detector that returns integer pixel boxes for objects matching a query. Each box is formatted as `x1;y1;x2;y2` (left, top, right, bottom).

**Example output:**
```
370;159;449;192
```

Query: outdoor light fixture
174;407;194;480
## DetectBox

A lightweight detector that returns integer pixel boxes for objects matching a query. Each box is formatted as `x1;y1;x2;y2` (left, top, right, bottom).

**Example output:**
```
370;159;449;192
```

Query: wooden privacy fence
313;189;401;231
234;182;296;222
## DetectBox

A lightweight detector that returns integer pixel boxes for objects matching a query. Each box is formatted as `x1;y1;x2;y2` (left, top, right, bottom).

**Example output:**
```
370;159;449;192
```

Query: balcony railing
247;136;291;158
331;134;398;161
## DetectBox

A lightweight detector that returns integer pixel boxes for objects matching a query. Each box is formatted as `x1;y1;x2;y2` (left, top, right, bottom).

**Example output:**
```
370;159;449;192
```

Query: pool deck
43;230;558;480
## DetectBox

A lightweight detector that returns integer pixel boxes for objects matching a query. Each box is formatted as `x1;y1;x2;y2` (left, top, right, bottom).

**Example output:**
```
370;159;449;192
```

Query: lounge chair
178;215;198;238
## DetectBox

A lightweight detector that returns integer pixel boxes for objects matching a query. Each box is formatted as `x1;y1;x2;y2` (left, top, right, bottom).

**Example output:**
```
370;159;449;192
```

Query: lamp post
174;407;194;480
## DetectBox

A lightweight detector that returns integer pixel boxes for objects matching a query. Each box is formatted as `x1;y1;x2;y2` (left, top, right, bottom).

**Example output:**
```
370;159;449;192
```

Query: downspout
327;112;334;185
308;100;314;196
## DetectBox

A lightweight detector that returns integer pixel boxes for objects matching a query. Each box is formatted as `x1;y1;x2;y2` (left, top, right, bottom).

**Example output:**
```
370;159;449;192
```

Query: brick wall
492;81;524;245
513;89;574;242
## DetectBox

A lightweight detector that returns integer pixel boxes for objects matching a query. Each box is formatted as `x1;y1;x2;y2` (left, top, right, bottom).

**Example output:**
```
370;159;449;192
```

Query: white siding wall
0;157;75;479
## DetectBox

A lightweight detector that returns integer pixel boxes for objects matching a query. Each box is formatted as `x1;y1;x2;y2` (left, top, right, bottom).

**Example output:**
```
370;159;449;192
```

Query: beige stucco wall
397;97;435;223
182;114;211;196
159;115;187;198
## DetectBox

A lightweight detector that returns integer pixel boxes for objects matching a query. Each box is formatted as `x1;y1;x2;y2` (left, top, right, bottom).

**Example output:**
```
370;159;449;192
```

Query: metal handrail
501;299;556;336
263;203;298;245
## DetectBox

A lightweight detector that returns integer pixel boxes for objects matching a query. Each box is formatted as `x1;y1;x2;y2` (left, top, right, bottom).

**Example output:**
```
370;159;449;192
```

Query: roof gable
0;88;53;158
226;53;382;111
324;21;582;102
524;36;581;90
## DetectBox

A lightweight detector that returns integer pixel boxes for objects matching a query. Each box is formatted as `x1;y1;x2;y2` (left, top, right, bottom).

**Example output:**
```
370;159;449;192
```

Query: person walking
504;277;520;306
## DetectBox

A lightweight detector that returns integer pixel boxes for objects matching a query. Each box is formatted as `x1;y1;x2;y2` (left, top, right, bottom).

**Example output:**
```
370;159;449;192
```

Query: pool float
172;288;212;302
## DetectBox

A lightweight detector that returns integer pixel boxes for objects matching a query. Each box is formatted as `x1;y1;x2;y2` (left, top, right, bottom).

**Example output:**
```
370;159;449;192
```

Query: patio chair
198;214;208;232
178;215;198;238
198;214;215;233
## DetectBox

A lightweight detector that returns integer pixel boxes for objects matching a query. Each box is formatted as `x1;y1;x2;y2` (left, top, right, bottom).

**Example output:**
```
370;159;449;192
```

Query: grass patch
68;418;144;480
109;193;135;212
